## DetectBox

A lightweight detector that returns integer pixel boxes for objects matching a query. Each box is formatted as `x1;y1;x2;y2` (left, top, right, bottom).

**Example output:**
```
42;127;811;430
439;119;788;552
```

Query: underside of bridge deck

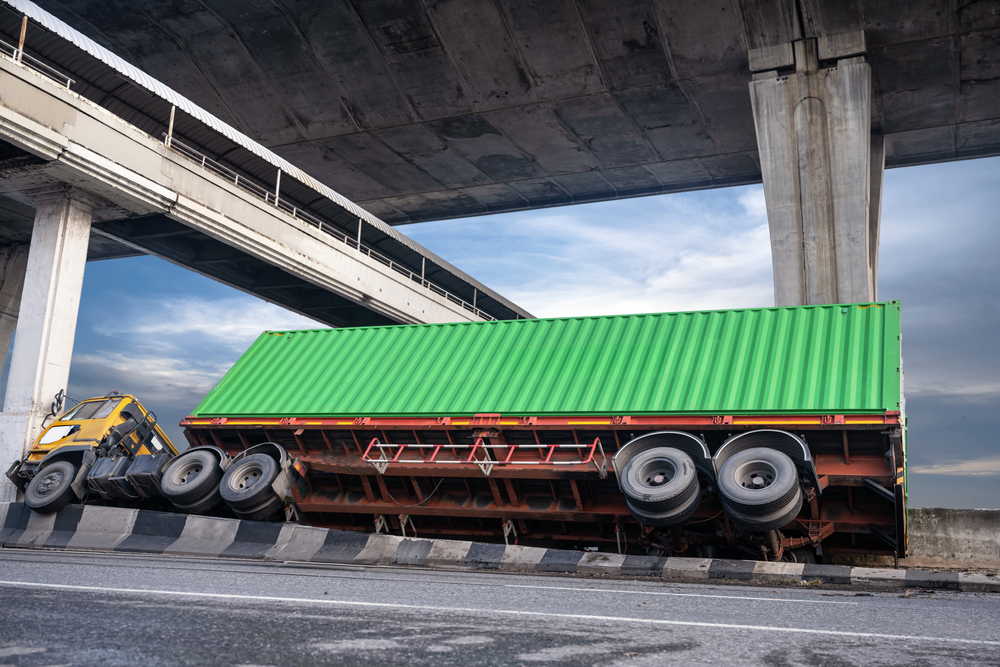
12;0;997;225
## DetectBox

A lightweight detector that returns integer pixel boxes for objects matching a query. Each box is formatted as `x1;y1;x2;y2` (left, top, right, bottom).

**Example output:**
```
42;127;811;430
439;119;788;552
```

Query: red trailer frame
182;409;906;560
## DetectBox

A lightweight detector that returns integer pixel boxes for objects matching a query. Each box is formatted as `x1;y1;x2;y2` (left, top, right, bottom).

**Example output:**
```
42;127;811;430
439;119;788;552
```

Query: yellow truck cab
5;393;180;513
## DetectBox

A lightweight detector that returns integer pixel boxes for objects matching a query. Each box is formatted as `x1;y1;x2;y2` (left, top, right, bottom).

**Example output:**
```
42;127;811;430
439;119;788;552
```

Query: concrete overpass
15;0;996;225
8;0;996;307
0;2;532;497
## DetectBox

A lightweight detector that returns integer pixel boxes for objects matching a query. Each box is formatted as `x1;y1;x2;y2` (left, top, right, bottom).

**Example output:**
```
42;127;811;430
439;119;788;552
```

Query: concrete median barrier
1;502;997;594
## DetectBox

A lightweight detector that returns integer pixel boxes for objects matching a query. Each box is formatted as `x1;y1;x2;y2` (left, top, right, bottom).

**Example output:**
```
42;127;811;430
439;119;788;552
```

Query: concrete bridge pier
0;185;98;502
749;33;884;307
0;244;29;365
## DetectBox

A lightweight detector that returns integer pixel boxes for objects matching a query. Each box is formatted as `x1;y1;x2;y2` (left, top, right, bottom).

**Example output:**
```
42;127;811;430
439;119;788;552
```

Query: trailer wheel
24;460;77;513
717;447;803;531
220;454;279;511
782;547;816;564
161;450;223;506
620;447;701;525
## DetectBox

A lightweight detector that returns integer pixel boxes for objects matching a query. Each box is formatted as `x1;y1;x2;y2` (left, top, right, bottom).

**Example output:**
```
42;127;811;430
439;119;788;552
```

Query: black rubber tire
722;488;803;531
169;482;223;515
232;493;284;521
220;454;279;511
160;450;223;506
619;447;701;526
24;460;77;513
619;447;699;512
626;485;701;526
782;546;817;564
717;447;800;515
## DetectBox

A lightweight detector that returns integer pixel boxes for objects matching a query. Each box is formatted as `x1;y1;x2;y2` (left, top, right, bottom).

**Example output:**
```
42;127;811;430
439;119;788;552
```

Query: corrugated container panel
191;302;903;418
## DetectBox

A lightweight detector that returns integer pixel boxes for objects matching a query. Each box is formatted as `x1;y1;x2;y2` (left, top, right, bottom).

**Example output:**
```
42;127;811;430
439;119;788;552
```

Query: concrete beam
750;42;882;306
0;54;500;326
0;185;97;502
0;243;28;366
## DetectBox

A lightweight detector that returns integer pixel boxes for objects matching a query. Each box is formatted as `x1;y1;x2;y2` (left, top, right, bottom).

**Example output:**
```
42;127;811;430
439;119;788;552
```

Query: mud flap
271;458;309;512
271;467;293;503
71;449;97;499
5;460;28;491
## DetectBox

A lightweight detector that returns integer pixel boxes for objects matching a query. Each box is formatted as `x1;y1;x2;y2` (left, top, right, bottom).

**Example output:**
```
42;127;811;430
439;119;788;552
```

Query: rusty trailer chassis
181;411;906;559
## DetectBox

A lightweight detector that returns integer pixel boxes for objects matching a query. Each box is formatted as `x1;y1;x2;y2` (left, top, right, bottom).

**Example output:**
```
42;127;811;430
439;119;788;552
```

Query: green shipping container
192;302;903;419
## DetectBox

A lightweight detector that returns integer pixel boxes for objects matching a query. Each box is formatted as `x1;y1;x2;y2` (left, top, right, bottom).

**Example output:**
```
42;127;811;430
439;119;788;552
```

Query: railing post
473;288;477;309
165;105;176;148
274;169;281;206
357;218;362;248
421;257;425;285
16;16;26;64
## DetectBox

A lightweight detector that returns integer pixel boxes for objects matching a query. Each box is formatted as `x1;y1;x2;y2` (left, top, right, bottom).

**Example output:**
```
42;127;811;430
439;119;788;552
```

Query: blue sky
3;157;998;509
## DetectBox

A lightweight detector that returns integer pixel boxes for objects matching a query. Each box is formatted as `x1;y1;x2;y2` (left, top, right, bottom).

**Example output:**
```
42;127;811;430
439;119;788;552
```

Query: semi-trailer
7;302;907;562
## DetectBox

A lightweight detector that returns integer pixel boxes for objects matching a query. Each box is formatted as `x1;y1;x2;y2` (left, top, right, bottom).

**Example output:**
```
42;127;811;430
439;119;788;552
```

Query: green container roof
191;302;903;419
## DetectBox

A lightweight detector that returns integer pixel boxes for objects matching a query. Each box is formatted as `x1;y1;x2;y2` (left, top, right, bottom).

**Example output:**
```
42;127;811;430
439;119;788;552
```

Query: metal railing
164;136;494;321
0;18;494;322
0;37;74;89
362;437;609;478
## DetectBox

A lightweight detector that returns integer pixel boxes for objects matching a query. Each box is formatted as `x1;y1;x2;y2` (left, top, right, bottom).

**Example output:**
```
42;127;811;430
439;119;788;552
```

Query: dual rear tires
619;444;804;533
220;454;283;521
161;450;284;521
161;449;224;514
717;447;803;531
619;448;701;526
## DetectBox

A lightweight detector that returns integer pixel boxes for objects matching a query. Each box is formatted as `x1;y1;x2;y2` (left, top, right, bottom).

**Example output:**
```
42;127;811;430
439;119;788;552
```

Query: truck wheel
169;482;224;515
717;447;803;531
232;493;284;521
220;454;279;511
620;447;700;525
161;450;223;506
24;460;77;513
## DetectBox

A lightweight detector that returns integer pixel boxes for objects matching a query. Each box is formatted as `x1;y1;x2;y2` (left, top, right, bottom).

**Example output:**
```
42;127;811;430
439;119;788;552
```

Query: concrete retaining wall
905;507;1000;567
819;507;1000;570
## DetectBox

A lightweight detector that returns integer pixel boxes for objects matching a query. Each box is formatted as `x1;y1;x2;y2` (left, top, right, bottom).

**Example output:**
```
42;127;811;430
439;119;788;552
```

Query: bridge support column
0;244;29;366
0;186;98;502
750;36;883;306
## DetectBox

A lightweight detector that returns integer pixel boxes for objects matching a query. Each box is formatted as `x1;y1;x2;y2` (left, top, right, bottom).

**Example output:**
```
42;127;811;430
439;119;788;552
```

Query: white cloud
737;188;768;219
70;352;228;409
904;380;1000;398
911;455;1000;476
409;186;775;319
93;295;322;351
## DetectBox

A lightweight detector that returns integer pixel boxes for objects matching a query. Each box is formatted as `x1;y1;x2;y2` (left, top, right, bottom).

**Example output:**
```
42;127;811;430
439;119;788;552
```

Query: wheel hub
239;469;261;490
637;459;676;488
36;470;63;496
179;465;202;484
734;459;777;490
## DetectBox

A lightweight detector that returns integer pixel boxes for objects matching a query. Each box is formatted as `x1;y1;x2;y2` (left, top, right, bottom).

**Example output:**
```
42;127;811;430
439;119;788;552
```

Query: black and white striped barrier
1;503;996;592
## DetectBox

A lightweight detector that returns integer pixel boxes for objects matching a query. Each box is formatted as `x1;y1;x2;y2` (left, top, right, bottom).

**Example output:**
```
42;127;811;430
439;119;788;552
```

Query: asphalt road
0;549;998;666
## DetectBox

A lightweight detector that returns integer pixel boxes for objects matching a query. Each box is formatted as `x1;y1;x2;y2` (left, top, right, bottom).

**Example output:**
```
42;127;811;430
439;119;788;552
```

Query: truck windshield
60;398;122;421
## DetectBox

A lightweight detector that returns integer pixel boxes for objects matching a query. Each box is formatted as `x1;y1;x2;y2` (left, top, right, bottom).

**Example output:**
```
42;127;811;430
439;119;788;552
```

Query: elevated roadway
0;53;517;328
0;7;529;500
13;0;999;224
